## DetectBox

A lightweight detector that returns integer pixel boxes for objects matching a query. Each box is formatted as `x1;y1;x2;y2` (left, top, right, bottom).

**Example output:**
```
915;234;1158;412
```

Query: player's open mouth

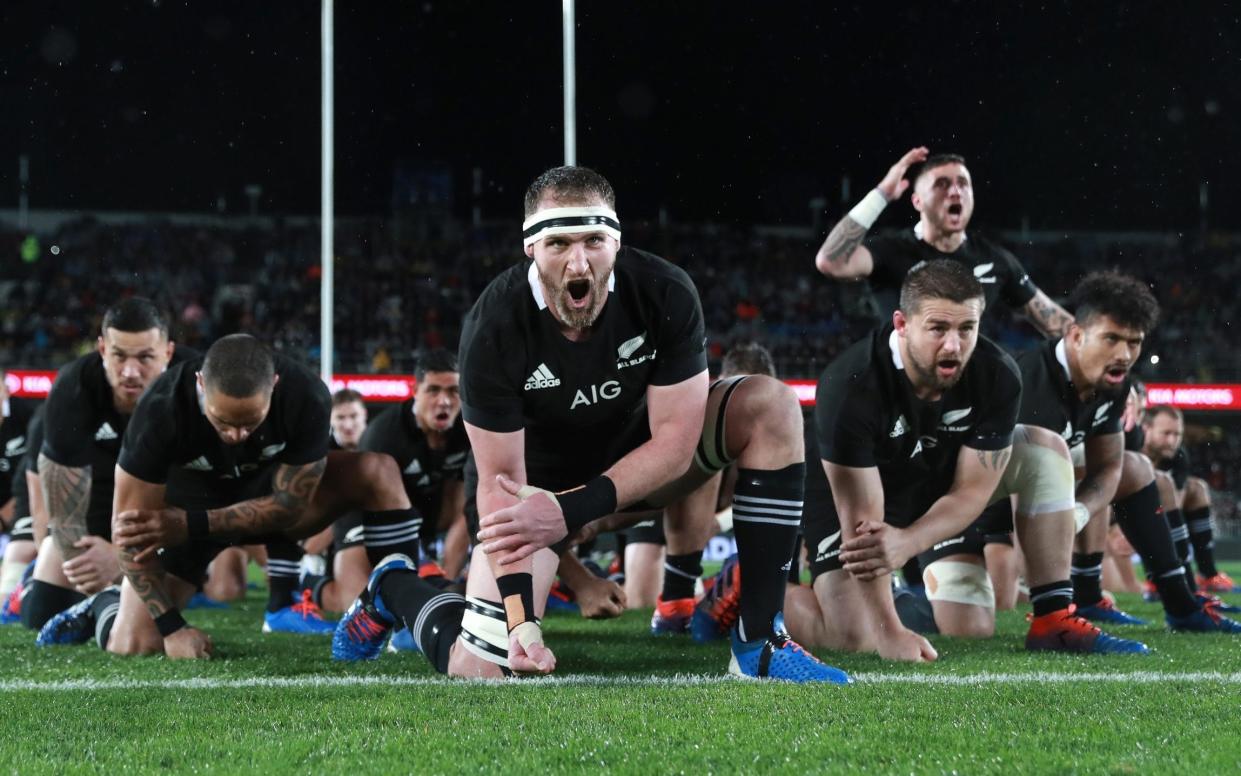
435;411;451;423
566;278;591;307
1104;365;1128;383
947;203;963;217
937;359;960;377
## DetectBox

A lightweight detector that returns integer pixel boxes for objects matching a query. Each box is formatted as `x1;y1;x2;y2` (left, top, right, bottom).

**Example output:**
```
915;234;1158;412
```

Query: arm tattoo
39;454;92;560
1026;294;1074;338
819;217;868;268
976;448;1012;472
119;546;175;619
207;458;327;538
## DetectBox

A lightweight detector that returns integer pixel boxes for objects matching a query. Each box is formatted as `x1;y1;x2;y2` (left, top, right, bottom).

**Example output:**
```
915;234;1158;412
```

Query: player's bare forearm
604;418;700;508
815;217;869;277
207;458;326;538
1024;290;1074;339
1078;435;1122;517
39;454;92;560
909;446;1010;551
118;546;175;619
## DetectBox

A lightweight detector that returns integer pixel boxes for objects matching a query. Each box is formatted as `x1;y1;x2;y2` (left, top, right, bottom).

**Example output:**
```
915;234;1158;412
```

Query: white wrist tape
1073;502;1091;534
516;484;560;508
510;620;544;652
847;188;890;230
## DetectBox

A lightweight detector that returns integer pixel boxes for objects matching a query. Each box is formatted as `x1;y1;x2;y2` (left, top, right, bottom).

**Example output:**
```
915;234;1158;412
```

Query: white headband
522;206;622;247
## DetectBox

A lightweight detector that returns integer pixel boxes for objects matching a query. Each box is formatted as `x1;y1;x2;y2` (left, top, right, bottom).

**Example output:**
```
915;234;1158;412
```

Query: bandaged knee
923;560;995;608
692;376;749;473
997;430;1076;522
0;560;27;597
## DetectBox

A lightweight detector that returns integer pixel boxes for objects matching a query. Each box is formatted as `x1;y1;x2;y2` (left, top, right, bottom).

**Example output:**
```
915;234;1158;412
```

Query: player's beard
539;264;612;330
907;348;966;393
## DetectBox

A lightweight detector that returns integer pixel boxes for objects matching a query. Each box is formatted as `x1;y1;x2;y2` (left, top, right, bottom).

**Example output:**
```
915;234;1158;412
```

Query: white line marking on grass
2;671;1240;692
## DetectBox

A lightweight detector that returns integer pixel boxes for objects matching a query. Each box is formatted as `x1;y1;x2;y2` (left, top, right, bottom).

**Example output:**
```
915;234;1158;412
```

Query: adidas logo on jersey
404;459;423;476
94;422;118;441
524;363;561;391
183;456;213;471
889;415;909;438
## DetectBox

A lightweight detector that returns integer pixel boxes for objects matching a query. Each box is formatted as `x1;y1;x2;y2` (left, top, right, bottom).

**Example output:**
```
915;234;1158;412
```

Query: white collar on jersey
889;329;904;370
1054;338;1071;380
913;222;969;243
527;261;616;310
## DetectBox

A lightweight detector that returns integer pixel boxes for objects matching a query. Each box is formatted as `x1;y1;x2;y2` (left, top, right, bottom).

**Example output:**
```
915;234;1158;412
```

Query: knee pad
693;376;749;473
923;560;995;608
999;429;1076;518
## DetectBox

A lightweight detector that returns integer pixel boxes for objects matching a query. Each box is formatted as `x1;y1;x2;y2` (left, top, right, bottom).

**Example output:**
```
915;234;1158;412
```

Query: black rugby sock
1070;552;1105;607
1113;482;1197;618
731;464;804;641
1164;508;1196;583
1030;580;1074;618
92;587;122;651
787;534;804;585
379;569;465;674
661;553;702;601
21;580;86;631
363;508;423;568
1185;506;1219;578
265;538;303;612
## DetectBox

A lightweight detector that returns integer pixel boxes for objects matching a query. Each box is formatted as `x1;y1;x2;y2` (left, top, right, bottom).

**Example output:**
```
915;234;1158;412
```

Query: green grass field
4;563;1240;775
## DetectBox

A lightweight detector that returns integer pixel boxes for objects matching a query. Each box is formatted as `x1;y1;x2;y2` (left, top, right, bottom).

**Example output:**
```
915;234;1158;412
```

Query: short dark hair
899;260;985;315
1143;404;1183;424
721;342;777;379
415;348;458;384
523;166;616;218
914;154;968;184
102;297;169;339
202;334;276;398
332;388;365;407
1069;271;1160;333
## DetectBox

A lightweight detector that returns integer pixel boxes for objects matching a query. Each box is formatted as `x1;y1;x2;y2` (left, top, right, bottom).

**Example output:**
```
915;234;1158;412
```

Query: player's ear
524;243;535;259
165;340;175;363
97;335;107;357
893;309;908;334
910;190;924;212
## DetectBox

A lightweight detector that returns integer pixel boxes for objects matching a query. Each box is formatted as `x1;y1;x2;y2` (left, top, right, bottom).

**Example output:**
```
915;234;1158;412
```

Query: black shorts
331;511;365;552
159;539;232;590
625;516;666;545
8;515;35;543
917;500;1014;566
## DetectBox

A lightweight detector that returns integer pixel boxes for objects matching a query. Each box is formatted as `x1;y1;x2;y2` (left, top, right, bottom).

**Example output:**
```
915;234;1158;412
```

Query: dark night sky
2;2;1239;230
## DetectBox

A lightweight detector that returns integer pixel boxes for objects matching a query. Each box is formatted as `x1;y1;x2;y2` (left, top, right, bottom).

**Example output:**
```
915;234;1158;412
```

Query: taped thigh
992;426;1075;518
922;560;995;608
693;375;750;474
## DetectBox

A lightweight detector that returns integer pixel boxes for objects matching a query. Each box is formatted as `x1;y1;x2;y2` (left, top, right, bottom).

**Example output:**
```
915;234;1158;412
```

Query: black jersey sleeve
1087;394;1126;438
994;243;1039;309
863;234;917;291
1169;447;1191;489
117;392;177;485
967;350;1021;451
458;298;526;434
277;376;332;466
40;361;99;467
814;368;881;468
649;271;708;386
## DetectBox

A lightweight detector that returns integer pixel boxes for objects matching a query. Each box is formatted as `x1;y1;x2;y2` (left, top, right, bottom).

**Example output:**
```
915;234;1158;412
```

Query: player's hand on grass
876;146;929;201
63;536;122;594
878;627;938;663
575;576;627;620
164;626;214;660
477;475;569;565
508;626;556;675
839;520;916;580
113;508;188;562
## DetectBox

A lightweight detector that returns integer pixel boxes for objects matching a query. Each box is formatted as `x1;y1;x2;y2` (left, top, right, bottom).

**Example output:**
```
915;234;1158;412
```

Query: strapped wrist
848;188;890;229
557;476;618;533
186;510;210;540
154;608;188;638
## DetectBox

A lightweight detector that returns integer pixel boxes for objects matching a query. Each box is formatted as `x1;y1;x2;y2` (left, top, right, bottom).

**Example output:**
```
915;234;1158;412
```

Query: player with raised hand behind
333;166;846;683
815;148;1074;338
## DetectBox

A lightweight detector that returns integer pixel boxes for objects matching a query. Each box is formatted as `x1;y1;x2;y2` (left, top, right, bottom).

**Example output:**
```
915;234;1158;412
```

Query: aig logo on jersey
525;363;561;391
571;380;621;409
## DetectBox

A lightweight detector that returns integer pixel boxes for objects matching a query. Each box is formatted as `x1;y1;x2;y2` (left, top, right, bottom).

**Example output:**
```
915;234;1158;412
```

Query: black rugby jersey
1124;423;1145;452
459;246;706;491
118;353;330;509
41;348;197;535
0;398;34;505
814;323;1021;525
866;229;1038;312
1015;339;1125;450
8;405;43;520
360;399;469;518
